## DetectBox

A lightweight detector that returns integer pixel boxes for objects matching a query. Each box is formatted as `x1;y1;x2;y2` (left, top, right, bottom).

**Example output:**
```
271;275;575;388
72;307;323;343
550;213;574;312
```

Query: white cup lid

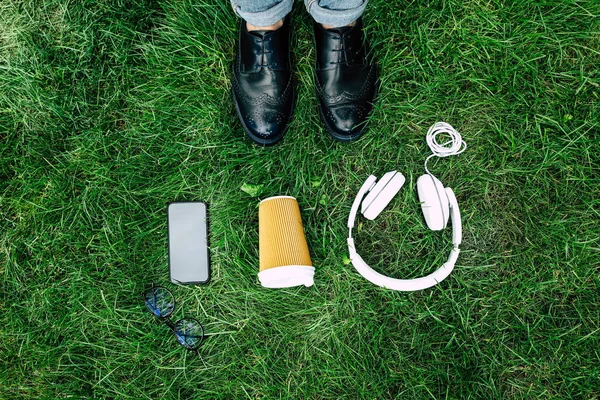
258;265;315;288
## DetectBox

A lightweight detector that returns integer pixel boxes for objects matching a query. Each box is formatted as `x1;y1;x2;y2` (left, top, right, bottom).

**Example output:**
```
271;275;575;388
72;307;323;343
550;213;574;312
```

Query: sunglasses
142;286;204;351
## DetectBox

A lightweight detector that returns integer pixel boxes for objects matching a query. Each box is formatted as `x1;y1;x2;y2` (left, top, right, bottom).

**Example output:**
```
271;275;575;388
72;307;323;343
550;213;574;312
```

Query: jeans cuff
305;0;368;28
232;0;293;27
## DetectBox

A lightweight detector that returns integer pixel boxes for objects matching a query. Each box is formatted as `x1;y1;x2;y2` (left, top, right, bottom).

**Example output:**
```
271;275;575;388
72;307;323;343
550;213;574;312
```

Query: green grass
1;0;599;398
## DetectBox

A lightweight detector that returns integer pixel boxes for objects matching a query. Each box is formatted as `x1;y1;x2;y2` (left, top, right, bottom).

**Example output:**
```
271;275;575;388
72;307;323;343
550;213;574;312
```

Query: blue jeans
231;0;367;28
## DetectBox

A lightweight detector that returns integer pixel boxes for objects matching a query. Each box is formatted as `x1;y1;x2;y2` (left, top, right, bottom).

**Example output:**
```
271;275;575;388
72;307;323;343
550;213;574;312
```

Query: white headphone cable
424;122;467;175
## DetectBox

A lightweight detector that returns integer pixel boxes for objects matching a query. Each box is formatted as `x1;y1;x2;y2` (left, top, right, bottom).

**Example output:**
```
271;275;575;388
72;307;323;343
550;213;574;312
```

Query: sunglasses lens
174;318;204;350
144;287;175;318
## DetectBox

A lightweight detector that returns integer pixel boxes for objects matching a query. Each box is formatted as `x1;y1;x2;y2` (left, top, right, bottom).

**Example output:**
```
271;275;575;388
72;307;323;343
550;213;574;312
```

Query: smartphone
167;202;210;285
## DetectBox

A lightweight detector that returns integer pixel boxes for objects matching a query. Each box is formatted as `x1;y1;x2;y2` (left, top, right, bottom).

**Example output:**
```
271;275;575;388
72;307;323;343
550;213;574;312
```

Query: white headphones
346;122;466;291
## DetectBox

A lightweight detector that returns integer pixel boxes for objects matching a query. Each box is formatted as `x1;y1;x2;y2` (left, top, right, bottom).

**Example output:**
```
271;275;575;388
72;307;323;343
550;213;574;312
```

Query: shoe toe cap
323;104;371;140
243;108;291;145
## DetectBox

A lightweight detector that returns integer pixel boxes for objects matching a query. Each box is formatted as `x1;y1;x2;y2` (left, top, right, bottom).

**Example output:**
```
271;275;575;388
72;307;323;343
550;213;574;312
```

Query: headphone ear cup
361;171;405;220
417;174;449;230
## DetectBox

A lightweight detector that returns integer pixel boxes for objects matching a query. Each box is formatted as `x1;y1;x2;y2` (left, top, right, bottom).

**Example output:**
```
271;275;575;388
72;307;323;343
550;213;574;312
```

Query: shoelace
329;33;364;65
330;35;353;65
255;34;274;69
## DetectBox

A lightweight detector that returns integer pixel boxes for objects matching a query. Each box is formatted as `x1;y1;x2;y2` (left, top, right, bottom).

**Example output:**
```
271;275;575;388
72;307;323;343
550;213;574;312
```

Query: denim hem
305;0;368;28
231;0;293;27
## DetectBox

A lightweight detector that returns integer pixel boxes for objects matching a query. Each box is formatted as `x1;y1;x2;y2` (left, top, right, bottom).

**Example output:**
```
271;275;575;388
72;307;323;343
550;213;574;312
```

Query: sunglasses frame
142;285;205;351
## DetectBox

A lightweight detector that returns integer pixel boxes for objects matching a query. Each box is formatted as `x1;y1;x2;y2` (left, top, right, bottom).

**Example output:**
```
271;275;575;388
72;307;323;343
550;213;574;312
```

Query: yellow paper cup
258;196;314;288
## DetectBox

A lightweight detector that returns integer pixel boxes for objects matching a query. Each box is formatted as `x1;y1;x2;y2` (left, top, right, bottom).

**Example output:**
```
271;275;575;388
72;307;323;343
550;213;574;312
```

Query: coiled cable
424;122;467;175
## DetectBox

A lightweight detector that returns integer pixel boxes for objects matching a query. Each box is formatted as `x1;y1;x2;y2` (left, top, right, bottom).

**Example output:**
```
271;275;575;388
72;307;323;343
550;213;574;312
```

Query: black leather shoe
313;18;378;141
232;16;294;146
